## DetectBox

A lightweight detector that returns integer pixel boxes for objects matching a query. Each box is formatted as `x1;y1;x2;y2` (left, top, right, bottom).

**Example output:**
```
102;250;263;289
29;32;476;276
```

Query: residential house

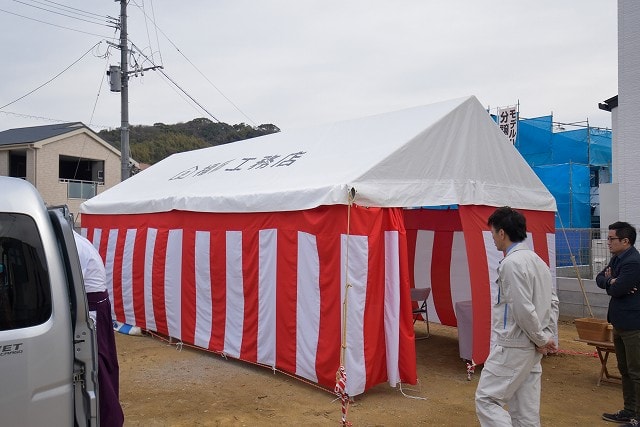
0;122;123;223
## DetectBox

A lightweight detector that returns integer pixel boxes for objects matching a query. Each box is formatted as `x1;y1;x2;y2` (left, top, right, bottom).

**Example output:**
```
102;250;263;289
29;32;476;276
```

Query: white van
0;176;99;426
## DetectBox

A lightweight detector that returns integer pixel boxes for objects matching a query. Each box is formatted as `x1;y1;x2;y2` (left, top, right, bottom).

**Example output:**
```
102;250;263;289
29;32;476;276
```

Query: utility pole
108;0;162;180
118;0;130;182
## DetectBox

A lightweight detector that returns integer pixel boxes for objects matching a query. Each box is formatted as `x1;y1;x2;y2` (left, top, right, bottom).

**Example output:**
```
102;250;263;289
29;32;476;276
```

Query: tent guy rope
334;187;357;427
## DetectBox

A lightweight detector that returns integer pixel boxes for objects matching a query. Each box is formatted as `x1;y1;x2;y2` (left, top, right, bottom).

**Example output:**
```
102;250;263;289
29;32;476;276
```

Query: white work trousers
475;345;543;427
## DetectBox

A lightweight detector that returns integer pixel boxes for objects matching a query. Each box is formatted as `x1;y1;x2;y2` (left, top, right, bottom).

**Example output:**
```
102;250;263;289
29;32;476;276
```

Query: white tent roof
80;96;556;215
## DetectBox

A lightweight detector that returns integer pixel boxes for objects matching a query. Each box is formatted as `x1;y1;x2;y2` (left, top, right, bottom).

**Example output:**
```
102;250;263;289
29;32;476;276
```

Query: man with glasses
597;221;640;426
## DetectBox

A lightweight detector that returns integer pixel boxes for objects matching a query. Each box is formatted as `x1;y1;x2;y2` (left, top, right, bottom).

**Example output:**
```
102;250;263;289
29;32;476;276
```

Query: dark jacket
596;245;640;330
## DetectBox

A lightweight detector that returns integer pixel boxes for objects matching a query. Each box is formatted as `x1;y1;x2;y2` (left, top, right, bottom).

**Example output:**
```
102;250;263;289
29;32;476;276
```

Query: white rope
398;382;427;400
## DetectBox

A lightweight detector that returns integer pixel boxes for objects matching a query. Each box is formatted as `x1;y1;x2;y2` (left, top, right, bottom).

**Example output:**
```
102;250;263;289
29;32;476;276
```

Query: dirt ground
117;319;621;426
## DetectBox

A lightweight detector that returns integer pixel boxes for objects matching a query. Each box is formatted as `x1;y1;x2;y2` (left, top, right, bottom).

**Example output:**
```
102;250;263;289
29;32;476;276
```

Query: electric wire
11;0;114;27
129;42;221;123
149;0;163;65
155;68;212;119
0;41;102;111
41;0;113;20
0;110;112;129
0;7;112;38
130;0;257;126
140;0;155;64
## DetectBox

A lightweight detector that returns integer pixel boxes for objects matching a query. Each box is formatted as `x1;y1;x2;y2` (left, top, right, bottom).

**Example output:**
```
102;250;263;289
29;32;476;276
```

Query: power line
139;0;155;64
130;0;257;126
149;0;163;65
0;110;112;129
41;0;112;20
0;7;112;38
129;42;221;123
0;41;102;110
11;0;115;27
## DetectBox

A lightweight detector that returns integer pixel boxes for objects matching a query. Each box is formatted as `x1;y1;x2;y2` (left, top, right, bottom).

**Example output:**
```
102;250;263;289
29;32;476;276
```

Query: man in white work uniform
475;206;559;426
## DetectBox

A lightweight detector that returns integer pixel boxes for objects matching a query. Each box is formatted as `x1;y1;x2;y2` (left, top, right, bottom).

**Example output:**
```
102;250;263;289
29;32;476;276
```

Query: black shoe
621;419;639;427
603;410;634;423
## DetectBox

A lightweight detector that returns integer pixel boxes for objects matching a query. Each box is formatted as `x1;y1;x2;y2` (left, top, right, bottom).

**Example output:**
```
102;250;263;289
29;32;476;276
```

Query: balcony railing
62;179;98;200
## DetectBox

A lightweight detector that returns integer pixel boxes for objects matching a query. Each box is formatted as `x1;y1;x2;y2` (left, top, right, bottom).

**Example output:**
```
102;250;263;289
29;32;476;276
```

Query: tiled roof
0;122;86;146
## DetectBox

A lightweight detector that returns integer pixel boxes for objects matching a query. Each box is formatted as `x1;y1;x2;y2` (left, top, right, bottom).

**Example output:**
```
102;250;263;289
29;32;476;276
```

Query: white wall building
599;0;640;228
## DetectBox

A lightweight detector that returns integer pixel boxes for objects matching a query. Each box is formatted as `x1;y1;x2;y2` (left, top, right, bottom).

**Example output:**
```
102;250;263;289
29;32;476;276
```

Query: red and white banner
82;204;554;390
81;205;418;396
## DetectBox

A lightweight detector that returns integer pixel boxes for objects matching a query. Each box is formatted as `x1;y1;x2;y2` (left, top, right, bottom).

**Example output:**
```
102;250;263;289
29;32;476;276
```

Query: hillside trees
99;118;280;165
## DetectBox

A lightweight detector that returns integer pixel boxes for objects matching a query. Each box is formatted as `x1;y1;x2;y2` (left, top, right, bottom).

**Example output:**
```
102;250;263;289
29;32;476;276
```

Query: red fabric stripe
314;232;342;389
406;229;417;290
86;228;95;243
276;230;297;374
405;228;422;319
363;225;386;390
524;210;554;266
240;230;259;362
431;231;456;325
403;208;463;231
181;229;197;344
532;232;550;266
97;228;108;265
458;205;493;364
112;230;126;321
395;219;418;385
209;231;226;352
152;230;169;336
132;228;147;328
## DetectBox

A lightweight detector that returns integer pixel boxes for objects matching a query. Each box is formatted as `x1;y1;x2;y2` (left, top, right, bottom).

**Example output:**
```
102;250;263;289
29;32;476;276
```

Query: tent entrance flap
404;206;556;364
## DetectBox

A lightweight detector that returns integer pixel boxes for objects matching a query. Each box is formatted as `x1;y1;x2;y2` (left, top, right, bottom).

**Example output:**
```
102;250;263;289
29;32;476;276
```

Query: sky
0;1;618;134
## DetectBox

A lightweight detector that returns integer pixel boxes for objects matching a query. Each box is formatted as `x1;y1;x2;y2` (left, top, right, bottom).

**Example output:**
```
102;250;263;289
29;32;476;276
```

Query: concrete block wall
557;277;608;319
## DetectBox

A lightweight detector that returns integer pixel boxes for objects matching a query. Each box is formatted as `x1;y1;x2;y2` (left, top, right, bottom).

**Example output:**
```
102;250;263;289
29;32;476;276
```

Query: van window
0;213;52;330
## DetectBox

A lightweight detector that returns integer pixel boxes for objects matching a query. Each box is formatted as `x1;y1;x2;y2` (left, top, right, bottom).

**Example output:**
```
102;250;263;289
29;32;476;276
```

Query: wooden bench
575;339;621;386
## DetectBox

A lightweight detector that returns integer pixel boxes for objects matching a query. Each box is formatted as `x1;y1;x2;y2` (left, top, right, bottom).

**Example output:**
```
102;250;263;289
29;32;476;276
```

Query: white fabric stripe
165;230;183;339
383;231;401;387
295;231;320;383
257;229;277;366
80;227;87;238
414;230;440;324
104;229;118;318
224;231;244;359
450;231;472;308
546;232;559;344
483;230;503;347
144;229;158;331
194;231;213;349
341;234;368;397
546;232;557;284
122;229;137;325
524;232;534;250
91;228;101;253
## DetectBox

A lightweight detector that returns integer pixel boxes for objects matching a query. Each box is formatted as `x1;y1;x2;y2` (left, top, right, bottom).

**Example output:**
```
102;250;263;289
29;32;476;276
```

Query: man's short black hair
487;206;527;243
609;221;637;246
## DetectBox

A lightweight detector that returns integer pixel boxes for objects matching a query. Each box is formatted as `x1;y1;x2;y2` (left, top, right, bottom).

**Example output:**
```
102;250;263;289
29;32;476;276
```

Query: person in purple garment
74;231;125;427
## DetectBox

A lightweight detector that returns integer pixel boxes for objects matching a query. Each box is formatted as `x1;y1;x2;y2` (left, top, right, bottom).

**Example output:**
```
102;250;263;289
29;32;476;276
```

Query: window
59;156;104;183
0;213;52;330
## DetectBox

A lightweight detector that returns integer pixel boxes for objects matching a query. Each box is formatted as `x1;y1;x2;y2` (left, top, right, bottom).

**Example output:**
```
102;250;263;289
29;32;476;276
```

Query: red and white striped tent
80;96;556;396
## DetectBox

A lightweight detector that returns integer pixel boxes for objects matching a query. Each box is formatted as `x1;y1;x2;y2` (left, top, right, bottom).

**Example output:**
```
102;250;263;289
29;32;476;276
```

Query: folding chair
411;287;431;339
